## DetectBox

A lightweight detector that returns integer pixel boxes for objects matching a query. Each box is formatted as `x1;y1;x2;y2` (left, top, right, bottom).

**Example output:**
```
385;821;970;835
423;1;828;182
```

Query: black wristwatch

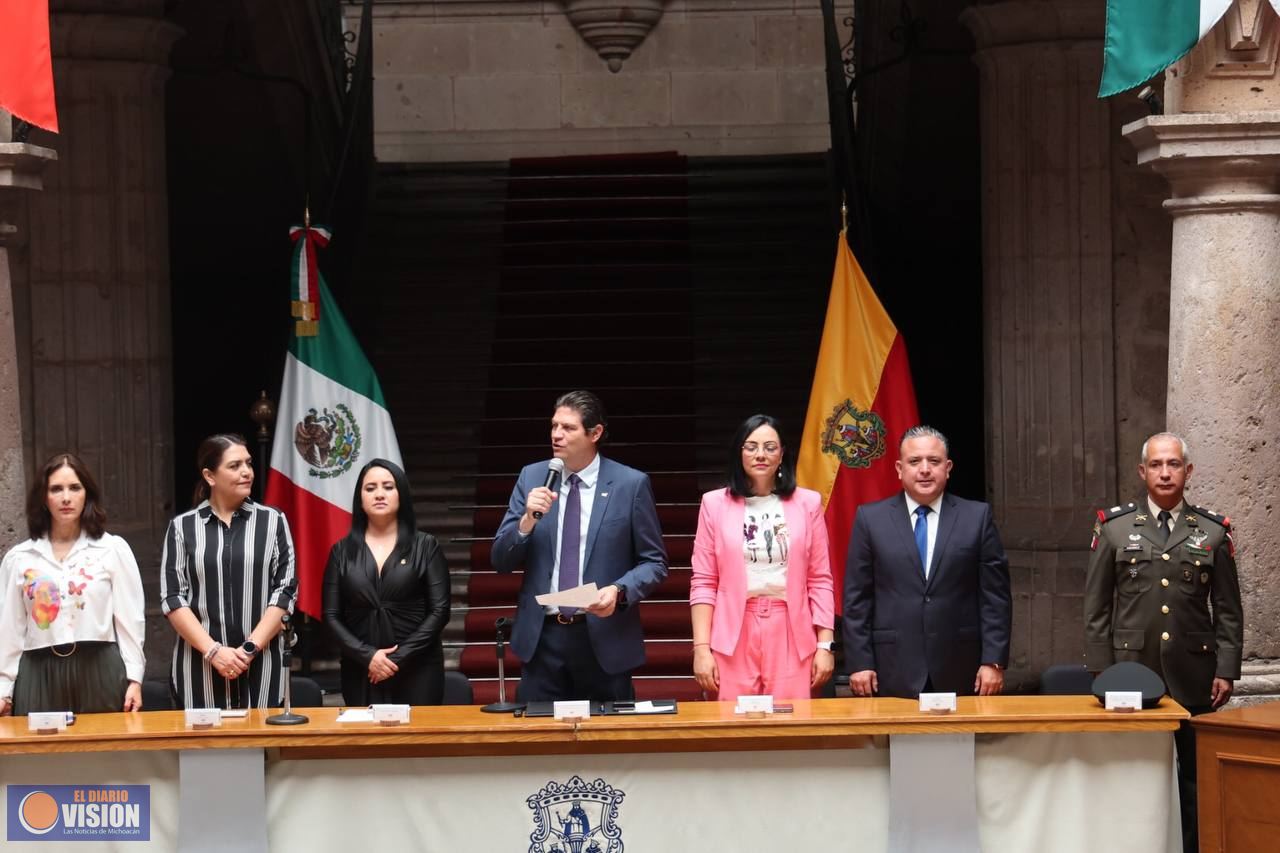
241;640;259;657
613;583;627;606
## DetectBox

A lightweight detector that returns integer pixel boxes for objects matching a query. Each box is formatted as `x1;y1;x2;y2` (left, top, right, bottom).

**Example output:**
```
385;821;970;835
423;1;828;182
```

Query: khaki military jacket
1084;499;1243;708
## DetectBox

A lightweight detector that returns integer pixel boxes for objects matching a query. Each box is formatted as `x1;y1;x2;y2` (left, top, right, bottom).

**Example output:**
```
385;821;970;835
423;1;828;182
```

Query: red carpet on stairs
457;152;703;702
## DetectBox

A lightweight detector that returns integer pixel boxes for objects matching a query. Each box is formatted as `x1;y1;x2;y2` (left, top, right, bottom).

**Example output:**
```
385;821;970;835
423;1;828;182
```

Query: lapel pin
600;492;609;498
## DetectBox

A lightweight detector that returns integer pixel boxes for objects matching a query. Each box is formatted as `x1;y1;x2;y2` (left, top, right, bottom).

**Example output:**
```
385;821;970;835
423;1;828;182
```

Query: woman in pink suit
689;414;836;700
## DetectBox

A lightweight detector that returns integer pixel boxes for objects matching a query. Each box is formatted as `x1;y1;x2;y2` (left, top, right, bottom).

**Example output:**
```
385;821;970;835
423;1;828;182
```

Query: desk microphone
266;613;308;726
481;617;525;714
532;458;565;520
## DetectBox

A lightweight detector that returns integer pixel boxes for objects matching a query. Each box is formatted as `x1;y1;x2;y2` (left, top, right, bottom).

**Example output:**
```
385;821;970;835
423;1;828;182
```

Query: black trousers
518;618;634;703
1176;704;1213;853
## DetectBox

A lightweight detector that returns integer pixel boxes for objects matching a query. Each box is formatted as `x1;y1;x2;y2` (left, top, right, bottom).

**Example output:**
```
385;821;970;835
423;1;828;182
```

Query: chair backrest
1039;664;1095;695
442;670;474;705
289;675;323;708
141;678;175;711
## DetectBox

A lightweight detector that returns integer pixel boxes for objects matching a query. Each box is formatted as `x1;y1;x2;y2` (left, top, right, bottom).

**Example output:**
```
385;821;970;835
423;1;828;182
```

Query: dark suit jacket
322;531;451;705
843;491;1011;698
490;455;668;674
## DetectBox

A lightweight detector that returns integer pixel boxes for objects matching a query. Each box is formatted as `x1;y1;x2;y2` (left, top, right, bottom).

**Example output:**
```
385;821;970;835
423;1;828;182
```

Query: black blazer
842;491;1011;698
322;531;451;704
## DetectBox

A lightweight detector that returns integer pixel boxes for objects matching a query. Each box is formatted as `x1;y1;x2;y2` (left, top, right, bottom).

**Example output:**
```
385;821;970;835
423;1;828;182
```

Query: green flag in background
1098;0;1231;97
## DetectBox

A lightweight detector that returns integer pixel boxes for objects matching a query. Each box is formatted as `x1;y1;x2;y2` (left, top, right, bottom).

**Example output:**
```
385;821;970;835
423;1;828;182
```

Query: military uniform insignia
1128;533;1142;541
1185;514;1198;526
1128;566;1139;578
1124;543;1142;552
1189;504;1235;556
1183;568;1193;582
1135;513;1148;523
1201;572;1210;584
1188;529;1209;548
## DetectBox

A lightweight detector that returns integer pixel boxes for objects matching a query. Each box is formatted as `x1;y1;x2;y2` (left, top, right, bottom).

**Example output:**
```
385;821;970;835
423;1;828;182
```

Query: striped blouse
160;499;297;709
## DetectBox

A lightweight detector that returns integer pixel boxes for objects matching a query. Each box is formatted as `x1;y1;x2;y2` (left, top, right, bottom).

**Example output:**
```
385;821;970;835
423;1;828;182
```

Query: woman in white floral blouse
0;453;146;716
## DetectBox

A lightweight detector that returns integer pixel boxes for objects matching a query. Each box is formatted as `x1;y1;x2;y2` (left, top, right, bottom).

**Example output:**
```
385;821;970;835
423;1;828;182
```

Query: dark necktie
558;474;582;615
915;504;931;578
1156;510;1172;545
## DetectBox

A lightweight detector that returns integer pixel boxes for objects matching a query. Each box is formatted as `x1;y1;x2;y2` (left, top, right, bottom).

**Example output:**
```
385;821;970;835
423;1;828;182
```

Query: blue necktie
558;474;582;616
915;504;930;578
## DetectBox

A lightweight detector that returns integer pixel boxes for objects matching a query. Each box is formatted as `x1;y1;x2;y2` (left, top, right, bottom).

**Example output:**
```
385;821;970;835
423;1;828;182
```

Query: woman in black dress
322;458;450;705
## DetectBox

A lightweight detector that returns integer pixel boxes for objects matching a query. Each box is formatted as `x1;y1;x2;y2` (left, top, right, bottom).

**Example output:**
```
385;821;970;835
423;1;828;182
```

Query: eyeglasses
741;443;781;455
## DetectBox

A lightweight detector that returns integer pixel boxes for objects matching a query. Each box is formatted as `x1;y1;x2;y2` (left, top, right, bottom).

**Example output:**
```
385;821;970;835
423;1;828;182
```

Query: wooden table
1193;699;1280;852
0;697;1186;853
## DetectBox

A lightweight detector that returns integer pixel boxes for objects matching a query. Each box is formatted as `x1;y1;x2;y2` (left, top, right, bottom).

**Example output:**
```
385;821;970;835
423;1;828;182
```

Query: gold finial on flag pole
304;198;311;230
840;193;848;235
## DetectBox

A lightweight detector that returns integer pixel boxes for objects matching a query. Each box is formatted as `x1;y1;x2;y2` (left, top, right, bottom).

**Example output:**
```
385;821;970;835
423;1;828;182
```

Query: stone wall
369;0;829;161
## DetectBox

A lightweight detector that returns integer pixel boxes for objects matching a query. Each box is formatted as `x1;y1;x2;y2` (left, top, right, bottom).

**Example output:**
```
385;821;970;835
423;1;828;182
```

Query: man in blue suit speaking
843;425;1012;698
492;390;668;702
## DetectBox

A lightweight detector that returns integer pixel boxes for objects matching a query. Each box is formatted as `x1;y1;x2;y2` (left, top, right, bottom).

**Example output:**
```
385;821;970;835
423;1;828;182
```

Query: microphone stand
481;618;525;713
266;614;309;725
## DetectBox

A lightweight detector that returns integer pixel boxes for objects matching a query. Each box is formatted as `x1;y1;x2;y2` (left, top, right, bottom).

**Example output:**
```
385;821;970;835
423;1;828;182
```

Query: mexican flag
0;0;58;131
797;232;919;614
264;225;402;618
1098;0;1242;97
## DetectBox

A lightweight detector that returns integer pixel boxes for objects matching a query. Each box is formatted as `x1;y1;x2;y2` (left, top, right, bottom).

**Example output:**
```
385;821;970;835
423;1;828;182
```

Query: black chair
1039;663;1094;695
442;670;474;705
141;678;176;711
289;675;323;708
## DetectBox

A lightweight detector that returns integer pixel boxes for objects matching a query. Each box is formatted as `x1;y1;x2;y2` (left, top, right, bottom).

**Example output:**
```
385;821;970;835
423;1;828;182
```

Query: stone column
961;2;1117;674
1125;2;1280;676
0;117;57;553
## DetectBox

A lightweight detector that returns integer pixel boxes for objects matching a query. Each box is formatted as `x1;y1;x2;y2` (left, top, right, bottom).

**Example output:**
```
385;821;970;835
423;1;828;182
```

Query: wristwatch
241;640;259;657
816;641;834;652
612;584;627;606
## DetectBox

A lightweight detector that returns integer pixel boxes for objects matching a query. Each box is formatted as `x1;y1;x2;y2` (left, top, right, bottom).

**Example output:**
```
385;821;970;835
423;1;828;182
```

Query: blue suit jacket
490;456;668;674
842;491;1011;697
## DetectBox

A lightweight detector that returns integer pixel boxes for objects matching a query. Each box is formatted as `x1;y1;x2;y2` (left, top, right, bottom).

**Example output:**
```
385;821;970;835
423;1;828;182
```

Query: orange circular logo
19;790;59;834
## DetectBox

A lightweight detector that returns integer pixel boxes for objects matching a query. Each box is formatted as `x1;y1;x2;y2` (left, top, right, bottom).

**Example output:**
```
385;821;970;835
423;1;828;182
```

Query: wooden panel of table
0;695;1187;760
1193;700;1280;853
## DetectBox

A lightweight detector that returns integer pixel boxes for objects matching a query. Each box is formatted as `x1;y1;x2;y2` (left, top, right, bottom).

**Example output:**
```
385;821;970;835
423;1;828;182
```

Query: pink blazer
689;486;834;661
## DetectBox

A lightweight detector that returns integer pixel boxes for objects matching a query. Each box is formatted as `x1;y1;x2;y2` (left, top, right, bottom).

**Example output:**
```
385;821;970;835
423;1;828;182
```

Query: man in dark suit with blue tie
843;425;1012;698
491;391;668;702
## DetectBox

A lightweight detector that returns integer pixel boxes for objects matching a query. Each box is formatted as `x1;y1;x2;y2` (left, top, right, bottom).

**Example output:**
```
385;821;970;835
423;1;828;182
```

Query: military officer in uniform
1085;432;1243;853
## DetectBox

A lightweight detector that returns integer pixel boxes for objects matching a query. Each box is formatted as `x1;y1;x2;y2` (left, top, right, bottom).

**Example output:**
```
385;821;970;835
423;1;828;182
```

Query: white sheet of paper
632;701;665;714
336;709;375;723
535;582;599;608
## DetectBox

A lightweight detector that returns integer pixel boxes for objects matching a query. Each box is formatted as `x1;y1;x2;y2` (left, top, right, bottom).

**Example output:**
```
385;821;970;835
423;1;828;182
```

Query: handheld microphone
532;458;565;520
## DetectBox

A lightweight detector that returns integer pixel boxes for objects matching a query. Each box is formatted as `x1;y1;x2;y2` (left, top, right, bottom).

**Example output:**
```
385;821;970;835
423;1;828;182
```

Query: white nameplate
184;708;222;728
919;692;957;713
735;694;775;715
371;704;411;724
553;700;591;721
28;711;70;733
1105;691;1143;711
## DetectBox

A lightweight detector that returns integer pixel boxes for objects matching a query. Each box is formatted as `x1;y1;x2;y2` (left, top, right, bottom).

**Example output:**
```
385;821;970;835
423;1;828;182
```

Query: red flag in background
797;232;919;613
0;1;59;132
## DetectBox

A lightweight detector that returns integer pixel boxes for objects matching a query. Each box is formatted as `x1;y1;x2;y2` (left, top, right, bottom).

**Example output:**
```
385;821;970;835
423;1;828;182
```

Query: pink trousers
712;597;813;701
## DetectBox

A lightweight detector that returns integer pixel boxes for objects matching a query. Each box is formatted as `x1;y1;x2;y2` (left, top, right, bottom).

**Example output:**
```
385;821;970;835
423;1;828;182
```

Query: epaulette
1091;503;1136;551
1097;502;1138;523
1187;504;1230;529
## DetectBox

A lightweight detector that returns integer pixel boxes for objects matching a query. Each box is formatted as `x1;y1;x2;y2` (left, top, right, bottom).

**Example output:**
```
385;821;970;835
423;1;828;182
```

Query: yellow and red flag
0;1;59;132
798;231;919;612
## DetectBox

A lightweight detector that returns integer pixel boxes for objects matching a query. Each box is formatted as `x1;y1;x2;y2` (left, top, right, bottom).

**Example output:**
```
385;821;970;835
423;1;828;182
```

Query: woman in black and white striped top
160;434;297;709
